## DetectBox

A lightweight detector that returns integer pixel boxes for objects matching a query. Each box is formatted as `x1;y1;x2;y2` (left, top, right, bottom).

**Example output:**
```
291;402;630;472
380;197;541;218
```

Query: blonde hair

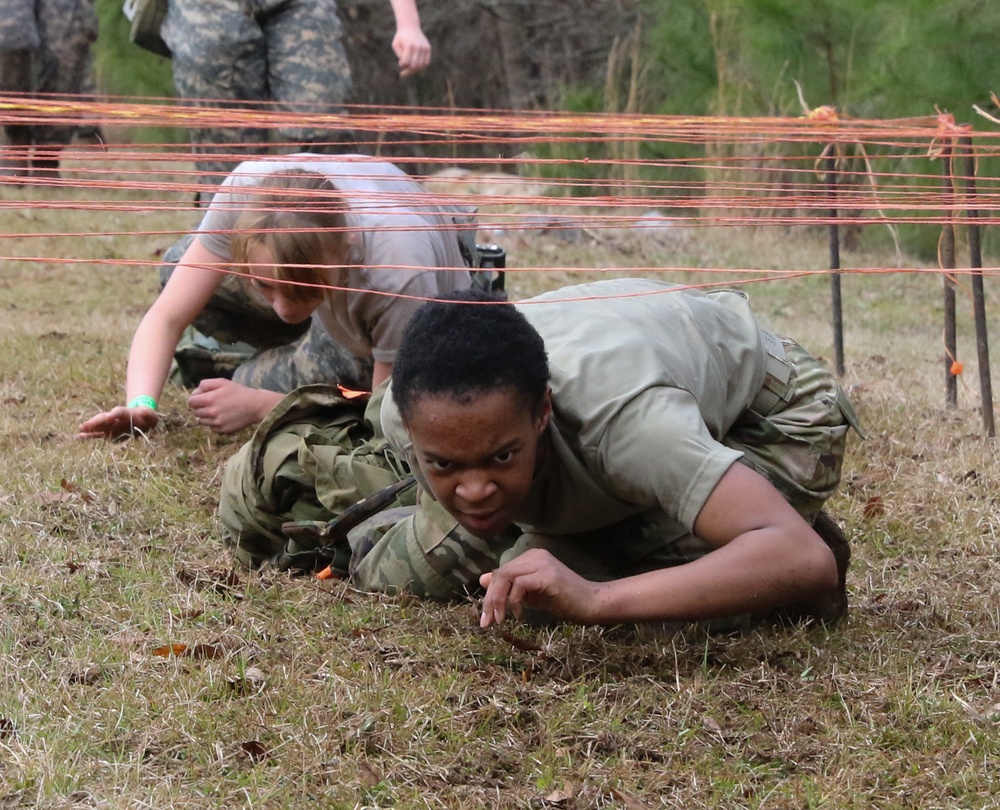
231;169;350;304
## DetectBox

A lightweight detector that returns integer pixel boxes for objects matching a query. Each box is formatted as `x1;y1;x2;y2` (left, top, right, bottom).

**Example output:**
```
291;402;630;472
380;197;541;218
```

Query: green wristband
127;395;157;411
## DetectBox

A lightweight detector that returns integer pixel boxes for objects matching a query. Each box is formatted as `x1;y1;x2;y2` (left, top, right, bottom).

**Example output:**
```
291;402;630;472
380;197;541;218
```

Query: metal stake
940;145;958;407
961;135;995;437
827;152;844;376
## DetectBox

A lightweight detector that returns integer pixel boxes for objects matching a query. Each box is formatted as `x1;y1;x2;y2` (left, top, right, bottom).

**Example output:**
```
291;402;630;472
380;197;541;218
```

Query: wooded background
94;0;1000;123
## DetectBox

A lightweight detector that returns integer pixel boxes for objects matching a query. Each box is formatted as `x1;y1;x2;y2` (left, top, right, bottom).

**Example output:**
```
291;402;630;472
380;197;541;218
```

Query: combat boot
0;50;33;183
30;146;61;180
0;133;31;184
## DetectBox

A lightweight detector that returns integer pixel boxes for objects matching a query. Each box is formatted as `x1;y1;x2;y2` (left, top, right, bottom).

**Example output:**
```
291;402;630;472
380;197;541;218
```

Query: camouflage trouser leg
263;0;352;151
0;50;32;150
31;0;98;148
1;0;96;149
162;0;352;194
349;491;522;599
232;319;373;393
723;338;857;524
219;384;410;568
0;0;41;52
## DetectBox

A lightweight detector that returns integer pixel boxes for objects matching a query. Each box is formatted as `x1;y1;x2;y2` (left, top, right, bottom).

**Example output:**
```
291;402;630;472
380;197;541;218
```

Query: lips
457;509;506;537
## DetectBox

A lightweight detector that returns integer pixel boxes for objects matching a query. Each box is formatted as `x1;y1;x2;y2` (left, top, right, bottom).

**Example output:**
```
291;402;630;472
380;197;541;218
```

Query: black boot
30;146;61;180
0;50;34;184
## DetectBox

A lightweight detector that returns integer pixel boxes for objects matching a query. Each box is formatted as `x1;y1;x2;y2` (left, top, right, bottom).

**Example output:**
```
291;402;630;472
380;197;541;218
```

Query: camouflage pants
162;0;353;191
0;0;98;147
349;339;859;598
160;235;371;392
218;384;413;568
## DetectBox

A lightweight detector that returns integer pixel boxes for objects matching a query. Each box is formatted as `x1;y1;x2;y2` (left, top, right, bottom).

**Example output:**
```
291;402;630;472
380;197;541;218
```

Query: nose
455;471;497;506
271;294;304;324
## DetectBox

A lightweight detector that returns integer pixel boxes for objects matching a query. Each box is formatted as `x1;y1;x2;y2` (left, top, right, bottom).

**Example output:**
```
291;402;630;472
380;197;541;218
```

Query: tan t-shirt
197;155;472;363
383;278;772;535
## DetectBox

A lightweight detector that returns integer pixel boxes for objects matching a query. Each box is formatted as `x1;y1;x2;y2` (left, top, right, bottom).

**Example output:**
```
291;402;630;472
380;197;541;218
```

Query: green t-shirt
383;278;772;536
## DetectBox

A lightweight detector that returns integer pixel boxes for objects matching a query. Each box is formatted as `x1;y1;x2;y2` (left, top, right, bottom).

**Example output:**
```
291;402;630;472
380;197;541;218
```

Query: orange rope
4;94;1000;302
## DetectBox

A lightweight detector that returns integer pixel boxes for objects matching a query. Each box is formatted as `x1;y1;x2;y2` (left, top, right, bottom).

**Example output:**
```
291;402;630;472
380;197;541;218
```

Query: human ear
534;388;553;435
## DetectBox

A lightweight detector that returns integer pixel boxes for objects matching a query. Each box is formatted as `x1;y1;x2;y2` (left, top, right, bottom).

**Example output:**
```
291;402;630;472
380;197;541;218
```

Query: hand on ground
77;406;159;440
479;547;600;627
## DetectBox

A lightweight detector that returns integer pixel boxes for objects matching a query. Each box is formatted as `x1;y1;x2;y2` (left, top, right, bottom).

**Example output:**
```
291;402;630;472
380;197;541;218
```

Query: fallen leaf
357;758;381;786
863;496;886;519
151;642;226;660
175;566;244;598
544;783;574;805
704;715;724;736
60;478;94;502
227;667;266;695
37;490;74;504
68;666;104;685
186;643;225;660
239;740;268;764
608;788;653;810
0;791;24;809
151;643;187;657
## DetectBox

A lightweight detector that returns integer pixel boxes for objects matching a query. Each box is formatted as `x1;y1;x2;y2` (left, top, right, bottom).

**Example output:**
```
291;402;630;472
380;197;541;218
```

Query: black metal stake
961;135;995;438
940;145;958;407
827;152;844;376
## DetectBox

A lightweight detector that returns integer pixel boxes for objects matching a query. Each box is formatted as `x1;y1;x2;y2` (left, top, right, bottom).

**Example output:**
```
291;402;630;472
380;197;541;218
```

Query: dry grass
1;162;999;809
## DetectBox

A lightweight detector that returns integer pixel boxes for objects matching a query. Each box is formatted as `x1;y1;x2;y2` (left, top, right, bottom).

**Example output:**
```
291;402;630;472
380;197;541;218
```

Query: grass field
1;151;999;809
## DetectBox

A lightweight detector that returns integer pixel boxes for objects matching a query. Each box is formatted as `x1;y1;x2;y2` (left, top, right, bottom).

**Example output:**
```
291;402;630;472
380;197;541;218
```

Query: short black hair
392;289;549;421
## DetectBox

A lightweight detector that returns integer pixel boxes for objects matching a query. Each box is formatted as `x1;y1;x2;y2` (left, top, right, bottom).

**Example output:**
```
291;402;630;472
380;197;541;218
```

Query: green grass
2;162;1000;808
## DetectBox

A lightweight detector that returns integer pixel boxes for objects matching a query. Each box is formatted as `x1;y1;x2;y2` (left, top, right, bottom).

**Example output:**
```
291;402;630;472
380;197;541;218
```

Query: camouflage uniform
160;156;478;393
359;280;862;608
159;234;370;393
351;340;859;600
217;383;415;569
218;280;859;621
161;0;353;195
0;0;99;176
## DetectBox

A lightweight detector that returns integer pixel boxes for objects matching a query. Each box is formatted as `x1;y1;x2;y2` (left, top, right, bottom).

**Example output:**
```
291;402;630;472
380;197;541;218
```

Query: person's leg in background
161;0;271;202
0;0;40;182
264;0;354;153
29;0;99;177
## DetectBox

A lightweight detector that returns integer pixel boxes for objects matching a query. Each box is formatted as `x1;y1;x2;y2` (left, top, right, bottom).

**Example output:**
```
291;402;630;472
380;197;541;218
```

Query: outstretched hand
77;405;159;440
479;547;601;628
187;378;273;435
392;27;431;77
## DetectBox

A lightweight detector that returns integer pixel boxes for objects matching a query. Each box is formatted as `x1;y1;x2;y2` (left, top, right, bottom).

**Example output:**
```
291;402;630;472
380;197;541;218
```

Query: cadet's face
405;388;551;538
246;243;320;325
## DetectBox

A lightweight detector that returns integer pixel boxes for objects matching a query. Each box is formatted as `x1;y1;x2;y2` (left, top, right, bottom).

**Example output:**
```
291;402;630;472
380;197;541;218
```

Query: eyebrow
420;438;521;465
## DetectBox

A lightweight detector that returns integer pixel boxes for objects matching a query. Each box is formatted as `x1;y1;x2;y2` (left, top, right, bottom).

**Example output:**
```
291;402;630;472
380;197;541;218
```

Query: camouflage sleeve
349;490;521;599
